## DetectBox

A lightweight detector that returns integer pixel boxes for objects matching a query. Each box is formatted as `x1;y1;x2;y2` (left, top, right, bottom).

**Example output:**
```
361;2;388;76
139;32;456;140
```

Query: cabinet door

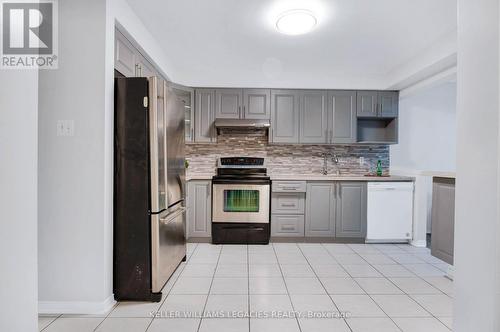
356;91;378;118
115;31;136;77
270;90;300;143
137;54;156;78
243;89;271;119
194;89;216;143
215;89;242;119
299;90;328;144
431;178;455;264
305;182;336;237
335;182;367;238
379;91;399;118
187;181;212;238
329;91;357;144
271;215;305;237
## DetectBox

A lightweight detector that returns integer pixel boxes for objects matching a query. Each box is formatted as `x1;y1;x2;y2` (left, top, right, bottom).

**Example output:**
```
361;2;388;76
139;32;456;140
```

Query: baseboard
446;265;454;280
411;239;427;247
39;294;116;315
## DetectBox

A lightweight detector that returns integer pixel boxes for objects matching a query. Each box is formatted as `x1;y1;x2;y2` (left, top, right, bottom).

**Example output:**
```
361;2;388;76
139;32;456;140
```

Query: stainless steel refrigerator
114;76;186;302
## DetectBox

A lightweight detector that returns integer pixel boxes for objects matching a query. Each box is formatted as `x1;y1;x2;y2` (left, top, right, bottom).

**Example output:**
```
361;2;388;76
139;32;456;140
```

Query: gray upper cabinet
305;182;336;236
215;89;243;119
215;88;270;120
187;180;212;238
378;91;399;117
243;89;271;119
329;91;357;144
357;91;399;118
115;30;157;78
356;91;378;118
335;182;367;238
270;90;300;143
136;54;155;78
195;89;216;143
299;90;328;144
115;31;137;77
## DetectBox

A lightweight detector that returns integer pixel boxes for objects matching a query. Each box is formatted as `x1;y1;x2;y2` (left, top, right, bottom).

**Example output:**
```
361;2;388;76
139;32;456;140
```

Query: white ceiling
125;0;457;89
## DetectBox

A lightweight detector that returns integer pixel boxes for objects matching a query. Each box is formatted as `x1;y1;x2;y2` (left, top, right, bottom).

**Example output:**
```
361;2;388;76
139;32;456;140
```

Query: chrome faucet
322;152;341;175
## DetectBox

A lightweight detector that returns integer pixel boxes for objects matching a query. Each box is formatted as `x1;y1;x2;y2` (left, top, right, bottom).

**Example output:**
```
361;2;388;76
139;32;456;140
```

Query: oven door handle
218;224;265;231
212;179;271;185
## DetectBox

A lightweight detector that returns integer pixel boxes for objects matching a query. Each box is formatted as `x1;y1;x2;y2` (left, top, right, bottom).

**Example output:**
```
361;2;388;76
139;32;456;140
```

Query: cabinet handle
325;129;328;143
281;187;297;191
191;127;194;141
330;129;333;143
281;203;296;207
238;106;241;118
281;225;296;231
243;106;246;118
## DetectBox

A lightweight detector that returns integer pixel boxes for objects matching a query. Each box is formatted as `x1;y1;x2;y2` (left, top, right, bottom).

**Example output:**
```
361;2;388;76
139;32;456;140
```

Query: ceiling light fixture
276;9;317;35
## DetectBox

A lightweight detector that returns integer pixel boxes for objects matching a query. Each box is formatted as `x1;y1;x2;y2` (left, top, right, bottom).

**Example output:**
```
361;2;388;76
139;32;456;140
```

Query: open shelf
357;117;398;144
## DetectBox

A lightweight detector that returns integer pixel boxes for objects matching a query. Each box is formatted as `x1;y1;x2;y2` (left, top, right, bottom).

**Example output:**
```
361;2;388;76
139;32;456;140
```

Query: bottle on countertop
376;160;383;176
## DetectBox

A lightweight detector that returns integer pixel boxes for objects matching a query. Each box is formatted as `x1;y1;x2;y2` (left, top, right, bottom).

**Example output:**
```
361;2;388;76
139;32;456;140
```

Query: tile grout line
196;244;222;332
298;243;353;332
271;243;303;332
246;245;250;332
332;244;452;331
144;243;197;331
322;243;404;331
39;314;63;332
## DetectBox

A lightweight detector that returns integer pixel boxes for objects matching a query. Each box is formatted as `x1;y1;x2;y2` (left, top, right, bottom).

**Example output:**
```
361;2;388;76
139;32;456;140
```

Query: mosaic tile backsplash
186;129;389;176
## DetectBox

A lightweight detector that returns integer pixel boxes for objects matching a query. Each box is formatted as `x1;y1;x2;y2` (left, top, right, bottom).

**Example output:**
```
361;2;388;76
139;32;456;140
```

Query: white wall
454;0;500;331
390;81;457;245
38;0;111;313
38;0;174;314
0;72;38;330
391;82;457;172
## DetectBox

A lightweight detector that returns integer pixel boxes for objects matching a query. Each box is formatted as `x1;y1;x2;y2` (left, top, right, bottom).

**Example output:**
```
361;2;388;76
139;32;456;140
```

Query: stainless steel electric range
211;157;271;244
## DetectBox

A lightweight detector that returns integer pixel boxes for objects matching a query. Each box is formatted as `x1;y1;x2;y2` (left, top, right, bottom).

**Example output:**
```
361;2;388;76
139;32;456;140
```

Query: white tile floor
39;242;453;332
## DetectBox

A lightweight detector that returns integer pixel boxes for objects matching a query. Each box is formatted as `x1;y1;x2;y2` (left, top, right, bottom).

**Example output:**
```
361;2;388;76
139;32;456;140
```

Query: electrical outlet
359;157;365;165
57;120;75;137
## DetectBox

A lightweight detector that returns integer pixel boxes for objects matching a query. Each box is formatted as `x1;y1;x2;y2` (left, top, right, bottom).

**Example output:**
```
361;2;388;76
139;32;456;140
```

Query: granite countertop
186;173;414;182
270;174;414;182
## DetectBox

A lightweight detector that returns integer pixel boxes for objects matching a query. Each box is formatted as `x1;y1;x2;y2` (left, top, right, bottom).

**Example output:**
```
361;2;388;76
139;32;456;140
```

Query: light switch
57;120;75;137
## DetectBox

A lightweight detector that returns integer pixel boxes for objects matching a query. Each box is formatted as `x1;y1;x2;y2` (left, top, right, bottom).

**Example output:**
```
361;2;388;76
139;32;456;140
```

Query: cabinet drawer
272;181;307;193
271;215;305;237
272;193;305;214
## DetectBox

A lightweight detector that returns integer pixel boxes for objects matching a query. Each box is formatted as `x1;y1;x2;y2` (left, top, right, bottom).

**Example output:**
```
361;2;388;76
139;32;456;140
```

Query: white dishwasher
366;182;414;243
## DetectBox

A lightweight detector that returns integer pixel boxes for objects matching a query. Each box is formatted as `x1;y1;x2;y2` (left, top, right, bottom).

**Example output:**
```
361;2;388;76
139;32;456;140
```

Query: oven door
212;183;270;223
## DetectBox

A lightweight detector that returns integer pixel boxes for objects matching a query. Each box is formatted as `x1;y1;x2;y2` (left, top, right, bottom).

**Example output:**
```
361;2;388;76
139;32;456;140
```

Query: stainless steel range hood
215;118;271;129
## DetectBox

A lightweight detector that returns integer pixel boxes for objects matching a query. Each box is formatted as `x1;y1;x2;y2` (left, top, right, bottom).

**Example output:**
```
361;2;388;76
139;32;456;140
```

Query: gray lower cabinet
194;89;216;143
329;91;357;144
271;215;305;237
305;182;336;237
299;90;328;143
431;177;455;265
272;193;305;214
335;182;367;238
187;180;212;238
270;90;300;143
